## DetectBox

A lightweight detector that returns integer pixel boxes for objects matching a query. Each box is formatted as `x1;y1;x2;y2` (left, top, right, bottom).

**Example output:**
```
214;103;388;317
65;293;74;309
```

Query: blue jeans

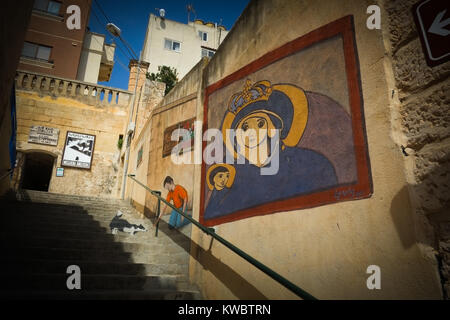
168;208;191;228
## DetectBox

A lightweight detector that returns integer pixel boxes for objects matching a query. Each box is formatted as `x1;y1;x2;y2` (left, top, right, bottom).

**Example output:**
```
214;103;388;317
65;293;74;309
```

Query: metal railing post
155;191;161;237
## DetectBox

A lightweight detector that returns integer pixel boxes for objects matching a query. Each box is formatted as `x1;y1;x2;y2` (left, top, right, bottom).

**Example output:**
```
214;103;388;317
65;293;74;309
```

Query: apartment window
198;31;208;41
201;48;215;58
164;39;181;52
34;0;62;16
22;42;52;62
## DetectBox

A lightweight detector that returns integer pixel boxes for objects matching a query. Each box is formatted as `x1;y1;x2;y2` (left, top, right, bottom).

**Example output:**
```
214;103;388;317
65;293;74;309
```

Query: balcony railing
15;70;132;108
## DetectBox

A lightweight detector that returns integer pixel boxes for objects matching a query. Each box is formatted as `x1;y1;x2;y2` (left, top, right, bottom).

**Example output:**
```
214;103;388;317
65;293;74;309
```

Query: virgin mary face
235;114;270;150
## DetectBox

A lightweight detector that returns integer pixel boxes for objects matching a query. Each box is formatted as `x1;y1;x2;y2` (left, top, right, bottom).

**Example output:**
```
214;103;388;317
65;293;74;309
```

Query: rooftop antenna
186;4;196;23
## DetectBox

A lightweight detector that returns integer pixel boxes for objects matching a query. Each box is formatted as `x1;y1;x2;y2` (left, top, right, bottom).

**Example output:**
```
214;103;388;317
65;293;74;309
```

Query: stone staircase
0;189;201;300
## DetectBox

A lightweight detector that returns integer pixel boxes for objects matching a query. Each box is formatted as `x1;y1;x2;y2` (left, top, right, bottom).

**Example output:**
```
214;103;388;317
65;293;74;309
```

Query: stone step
3;201;135;216
2;246;190;265
0;219;114;235
0;212;132;230
0;234;184;255
0;289;201;300
0;219;191;244
0;259;188;276
0;273;194;291
15;189;128;203
0;190;200;299
0;223;191;248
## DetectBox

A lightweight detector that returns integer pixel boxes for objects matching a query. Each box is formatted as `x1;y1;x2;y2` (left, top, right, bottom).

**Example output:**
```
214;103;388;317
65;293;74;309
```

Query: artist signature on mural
334;188;364;201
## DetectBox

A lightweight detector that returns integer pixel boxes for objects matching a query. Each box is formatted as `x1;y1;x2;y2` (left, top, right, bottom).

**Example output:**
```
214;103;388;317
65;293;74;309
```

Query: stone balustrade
15;70;132;108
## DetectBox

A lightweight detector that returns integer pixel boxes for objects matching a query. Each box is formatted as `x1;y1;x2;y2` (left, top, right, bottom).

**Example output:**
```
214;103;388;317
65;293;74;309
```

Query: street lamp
106;23;121;37
107;22;142;199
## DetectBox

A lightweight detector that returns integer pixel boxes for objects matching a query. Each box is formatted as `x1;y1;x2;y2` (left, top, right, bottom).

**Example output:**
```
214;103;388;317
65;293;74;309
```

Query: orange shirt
166;185;188;209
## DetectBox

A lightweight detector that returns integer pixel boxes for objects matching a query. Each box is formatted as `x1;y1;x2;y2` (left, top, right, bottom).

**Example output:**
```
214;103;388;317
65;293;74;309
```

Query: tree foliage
146;65;178;95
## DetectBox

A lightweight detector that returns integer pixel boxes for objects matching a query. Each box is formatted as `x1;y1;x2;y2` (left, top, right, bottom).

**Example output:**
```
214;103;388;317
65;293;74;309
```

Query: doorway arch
20;151;56;192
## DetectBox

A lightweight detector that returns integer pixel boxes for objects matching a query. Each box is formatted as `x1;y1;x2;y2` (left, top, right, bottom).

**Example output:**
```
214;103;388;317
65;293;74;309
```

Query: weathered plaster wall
188;0;443;299
381;0;450;298
126;60;207;216
15;75;130;198
134;80;165;139
125;0;446;299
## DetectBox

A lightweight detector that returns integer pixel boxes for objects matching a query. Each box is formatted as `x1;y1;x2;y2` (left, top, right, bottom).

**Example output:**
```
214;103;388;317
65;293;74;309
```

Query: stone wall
0;1;33;196
187;0;442;299
381;0;450;298
14;70;132;198
134;80;166;139
126;60;207;216
126;0;447;299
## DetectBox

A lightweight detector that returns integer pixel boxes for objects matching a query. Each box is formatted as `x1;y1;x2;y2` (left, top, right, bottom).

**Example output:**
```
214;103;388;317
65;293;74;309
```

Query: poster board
61;131;96;170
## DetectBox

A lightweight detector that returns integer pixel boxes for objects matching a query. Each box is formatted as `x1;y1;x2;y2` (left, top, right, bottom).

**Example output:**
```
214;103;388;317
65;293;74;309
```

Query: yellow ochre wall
15;88;129;197
127;0;446;299
126;60;207;216
188;0;442;299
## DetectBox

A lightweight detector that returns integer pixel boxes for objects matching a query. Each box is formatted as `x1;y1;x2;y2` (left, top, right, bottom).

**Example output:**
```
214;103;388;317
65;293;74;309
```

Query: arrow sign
428;10;450;36
413;0;450;67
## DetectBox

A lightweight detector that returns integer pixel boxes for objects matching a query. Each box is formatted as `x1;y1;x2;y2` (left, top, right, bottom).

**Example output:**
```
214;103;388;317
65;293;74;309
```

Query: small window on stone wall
117;135;123;150
136;146;143;168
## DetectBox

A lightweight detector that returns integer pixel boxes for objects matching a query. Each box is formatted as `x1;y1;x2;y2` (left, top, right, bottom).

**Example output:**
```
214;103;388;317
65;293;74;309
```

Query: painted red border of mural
200;15;373;227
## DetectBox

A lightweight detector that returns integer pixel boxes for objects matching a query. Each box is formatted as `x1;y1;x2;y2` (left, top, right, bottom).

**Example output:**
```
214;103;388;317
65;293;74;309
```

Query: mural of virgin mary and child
203;79;358;221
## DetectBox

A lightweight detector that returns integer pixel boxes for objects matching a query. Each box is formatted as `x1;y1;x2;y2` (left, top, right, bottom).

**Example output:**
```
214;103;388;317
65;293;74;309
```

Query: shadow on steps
155;218;268;300
0;190;199;299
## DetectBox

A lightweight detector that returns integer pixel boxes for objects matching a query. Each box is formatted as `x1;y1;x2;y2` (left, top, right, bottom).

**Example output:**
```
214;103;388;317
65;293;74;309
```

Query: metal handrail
0;169;13;182
127;174;318;300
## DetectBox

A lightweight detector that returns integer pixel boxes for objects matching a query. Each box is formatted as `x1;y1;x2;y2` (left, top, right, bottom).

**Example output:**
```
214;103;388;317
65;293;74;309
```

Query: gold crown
227;80;272;114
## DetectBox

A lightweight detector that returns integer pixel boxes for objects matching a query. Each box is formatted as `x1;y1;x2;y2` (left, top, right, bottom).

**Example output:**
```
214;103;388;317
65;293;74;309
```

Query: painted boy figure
155;176;191;229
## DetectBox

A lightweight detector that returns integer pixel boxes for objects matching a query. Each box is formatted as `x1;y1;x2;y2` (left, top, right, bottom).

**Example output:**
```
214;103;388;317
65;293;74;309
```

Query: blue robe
204;147;337;220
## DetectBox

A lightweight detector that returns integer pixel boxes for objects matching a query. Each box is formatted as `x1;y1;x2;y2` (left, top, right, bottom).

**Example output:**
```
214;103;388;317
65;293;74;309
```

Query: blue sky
88;0;250;90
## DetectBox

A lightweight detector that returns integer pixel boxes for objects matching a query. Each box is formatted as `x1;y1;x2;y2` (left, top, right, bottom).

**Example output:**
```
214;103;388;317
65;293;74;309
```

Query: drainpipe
120;51;142;200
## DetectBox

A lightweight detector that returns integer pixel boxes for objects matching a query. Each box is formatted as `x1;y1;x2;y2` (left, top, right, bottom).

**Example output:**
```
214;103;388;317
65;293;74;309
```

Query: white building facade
142;13;229;80
76;31;116;84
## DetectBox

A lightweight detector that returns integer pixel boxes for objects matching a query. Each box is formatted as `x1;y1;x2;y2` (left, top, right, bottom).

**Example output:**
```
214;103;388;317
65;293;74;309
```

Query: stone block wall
125;0;448;299
382;0;450;298
14;71;132;198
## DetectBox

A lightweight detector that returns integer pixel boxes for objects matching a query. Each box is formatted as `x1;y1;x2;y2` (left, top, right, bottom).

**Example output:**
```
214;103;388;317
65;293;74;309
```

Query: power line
85;2;132;77
93;0;110;23
90;4;134;62
92;0;138;60
89;28;130;74
118;35;139;60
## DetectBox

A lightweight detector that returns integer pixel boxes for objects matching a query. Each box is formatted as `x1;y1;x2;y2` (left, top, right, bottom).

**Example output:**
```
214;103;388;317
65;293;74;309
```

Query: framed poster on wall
61;131;96;169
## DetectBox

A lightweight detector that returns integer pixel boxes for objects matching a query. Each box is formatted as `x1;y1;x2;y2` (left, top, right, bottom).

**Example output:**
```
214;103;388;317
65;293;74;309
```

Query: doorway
21;152;55;192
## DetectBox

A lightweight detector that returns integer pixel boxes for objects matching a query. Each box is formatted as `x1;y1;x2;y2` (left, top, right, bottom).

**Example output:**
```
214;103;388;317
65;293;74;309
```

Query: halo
206;163;236;191
222;83;309;159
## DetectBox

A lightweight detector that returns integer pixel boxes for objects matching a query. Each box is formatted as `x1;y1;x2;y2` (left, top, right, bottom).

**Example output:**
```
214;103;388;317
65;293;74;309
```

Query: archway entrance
21;152;55;192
